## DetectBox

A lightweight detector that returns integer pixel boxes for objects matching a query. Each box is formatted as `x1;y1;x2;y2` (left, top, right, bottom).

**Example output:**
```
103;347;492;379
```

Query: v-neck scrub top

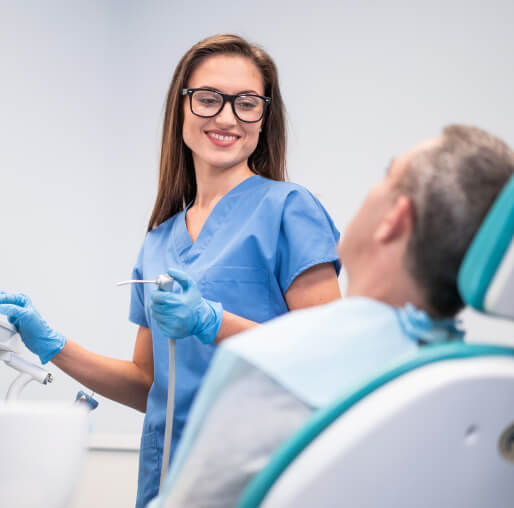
129;175;340;507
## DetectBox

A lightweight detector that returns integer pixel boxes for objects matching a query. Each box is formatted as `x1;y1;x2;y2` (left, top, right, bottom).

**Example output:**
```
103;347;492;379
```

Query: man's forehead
389;136;442;179
404;136;442;164
411;136;442;154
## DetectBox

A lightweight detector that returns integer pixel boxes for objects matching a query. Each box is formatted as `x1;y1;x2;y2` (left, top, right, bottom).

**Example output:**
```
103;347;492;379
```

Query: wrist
39;332;67;365
197;301;224;344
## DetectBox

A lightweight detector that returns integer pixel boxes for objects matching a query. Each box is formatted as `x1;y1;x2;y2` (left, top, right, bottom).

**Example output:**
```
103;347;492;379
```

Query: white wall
72;448;139;508
1;1;513;507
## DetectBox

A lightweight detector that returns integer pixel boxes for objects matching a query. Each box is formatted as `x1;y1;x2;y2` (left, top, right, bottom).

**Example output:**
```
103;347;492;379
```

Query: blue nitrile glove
0;292;66;364
150;269;224;344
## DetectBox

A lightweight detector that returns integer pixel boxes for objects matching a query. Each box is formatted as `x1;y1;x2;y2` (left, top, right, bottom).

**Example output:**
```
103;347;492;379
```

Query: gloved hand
150;269;224;344
0;292;66;364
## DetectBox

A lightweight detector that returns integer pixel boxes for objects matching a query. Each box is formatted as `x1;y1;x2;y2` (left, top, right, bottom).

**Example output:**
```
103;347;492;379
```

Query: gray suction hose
116;274;177;491
159;338;176;490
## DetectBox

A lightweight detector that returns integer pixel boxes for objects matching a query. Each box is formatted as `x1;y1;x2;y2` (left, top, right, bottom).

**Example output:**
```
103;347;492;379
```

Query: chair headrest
458;175;514;319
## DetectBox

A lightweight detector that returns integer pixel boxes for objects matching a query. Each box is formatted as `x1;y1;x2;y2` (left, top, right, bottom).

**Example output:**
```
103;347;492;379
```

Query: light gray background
1;0;513;445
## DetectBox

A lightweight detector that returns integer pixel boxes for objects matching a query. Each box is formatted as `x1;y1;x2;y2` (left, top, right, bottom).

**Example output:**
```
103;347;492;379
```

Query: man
150;125;514;508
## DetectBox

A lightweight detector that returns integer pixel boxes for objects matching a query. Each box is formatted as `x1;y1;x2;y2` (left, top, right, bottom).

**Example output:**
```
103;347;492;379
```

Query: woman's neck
192;160;255;210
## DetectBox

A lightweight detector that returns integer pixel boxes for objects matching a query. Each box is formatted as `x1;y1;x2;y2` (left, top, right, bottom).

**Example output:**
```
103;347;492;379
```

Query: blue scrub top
129;175;340;507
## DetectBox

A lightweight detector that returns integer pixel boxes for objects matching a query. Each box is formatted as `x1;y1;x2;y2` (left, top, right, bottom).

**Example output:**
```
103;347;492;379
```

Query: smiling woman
182;55;264;181
0;33;342;508
126;37;342;506
150;34;288;228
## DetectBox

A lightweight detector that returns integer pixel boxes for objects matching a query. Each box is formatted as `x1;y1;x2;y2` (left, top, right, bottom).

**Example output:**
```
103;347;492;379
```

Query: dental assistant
0;34;341;507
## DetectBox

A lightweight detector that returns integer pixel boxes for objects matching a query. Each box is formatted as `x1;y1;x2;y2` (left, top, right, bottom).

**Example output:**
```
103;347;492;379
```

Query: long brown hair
148;34;287;231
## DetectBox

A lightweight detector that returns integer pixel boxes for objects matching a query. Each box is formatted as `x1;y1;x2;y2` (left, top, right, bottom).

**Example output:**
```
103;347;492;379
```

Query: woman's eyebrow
197;86;261;95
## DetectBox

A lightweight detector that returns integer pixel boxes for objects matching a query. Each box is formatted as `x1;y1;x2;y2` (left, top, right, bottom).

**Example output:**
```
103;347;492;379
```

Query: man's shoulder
224;298;395;355
221;297;404;408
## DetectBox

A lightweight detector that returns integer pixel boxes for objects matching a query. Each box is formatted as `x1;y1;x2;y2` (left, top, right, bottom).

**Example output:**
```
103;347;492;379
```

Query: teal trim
236;342;514;508
458;176;514;311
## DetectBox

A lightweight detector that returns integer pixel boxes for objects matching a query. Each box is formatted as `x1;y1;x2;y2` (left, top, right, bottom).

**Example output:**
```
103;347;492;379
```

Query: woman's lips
205;130;240;147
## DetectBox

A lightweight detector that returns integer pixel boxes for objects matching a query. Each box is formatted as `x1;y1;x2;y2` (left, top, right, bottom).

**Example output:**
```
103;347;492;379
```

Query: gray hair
398;125;514;317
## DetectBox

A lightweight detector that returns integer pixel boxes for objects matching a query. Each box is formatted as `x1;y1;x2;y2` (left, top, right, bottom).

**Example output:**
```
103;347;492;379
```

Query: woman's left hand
150;268;223;344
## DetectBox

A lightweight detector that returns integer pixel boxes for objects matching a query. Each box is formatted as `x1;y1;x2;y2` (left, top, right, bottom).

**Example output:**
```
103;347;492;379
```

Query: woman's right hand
150;269;224;344
0;292;66;364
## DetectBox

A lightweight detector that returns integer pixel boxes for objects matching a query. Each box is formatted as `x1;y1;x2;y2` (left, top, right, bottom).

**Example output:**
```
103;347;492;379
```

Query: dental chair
237;176;514;508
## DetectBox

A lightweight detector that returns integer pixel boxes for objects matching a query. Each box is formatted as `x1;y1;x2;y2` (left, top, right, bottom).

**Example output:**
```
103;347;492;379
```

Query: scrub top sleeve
129;245;148;328
277;188;341;294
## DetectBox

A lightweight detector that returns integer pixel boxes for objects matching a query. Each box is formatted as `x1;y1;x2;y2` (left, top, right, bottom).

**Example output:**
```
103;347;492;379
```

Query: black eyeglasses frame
182;88;271;123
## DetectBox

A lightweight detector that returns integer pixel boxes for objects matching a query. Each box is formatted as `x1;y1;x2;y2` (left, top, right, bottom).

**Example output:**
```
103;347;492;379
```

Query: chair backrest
236;343;514;508
458;175;514;319
237;176;514;508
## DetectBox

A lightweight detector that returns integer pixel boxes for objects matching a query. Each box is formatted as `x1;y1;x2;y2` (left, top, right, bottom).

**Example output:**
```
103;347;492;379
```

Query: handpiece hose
117;274;176;490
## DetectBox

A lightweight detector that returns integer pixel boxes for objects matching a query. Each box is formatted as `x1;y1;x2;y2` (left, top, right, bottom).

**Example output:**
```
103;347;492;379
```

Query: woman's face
182;54;265;173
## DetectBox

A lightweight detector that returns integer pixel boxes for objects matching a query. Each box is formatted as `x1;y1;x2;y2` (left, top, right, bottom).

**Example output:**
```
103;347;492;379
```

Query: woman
0;34;341;507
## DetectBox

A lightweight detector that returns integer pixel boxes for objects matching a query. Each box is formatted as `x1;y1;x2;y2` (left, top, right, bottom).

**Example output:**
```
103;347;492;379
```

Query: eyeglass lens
191;90;265;122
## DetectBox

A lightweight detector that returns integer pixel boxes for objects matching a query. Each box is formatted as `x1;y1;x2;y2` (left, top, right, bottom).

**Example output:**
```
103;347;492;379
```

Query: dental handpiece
116;274;175;291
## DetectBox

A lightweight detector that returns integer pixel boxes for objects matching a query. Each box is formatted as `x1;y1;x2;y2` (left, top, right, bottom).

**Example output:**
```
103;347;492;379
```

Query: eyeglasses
182;88;271;123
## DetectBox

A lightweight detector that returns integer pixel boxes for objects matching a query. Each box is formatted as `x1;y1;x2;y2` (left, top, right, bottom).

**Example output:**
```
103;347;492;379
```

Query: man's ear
374;195;413;243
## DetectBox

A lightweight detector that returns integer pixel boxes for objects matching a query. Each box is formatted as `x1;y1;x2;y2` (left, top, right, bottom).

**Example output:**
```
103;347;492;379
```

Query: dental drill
116;274;175;291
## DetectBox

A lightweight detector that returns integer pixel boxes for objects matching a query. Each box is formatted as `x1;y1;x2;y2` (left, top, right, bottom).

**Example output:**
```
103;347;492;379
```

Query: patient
149;125;514;508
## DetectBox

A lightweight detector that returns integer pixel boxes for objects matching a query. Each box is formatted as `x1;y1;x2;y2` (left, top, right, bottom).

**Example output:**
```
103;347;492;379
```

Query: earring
259;128;262;132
